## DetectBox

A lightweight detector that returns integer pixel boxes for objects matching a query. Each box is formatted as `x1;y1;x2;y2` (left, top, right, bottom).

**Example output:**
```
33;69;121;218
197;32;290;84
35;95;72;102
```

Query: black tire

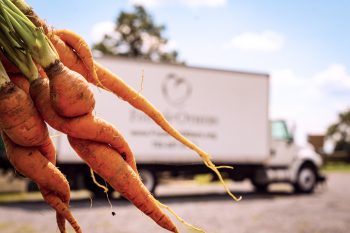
63;170;84;191
250;168;269;193
294;164;317;194
139;169;157;194
250;178;269;193
27;181;39;192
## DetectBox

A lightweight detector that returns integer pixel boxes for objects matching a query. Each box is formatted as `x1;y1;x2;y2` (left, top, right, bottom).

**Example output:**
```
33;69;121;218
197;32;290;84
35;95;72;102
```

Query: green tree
326;109;350;158
93;5;180;64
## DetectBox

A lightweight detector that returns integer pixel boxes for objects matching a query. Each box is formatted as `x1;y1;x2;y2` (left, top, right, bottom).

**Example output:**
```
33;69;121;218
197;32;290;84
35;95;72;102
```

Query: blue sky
27;0;350;145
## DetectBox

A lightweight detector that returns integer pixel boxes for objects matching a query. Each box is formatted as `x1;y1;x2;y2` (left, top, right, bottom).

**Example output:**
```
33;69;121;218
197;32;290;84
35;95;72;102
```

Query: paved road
0;172;349;233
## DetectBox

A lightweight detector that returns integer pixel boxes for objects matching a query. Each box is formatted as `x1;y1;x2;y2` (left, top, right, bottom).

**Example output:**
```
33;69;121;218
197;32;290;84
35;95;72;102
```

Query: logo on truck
162;73;192;106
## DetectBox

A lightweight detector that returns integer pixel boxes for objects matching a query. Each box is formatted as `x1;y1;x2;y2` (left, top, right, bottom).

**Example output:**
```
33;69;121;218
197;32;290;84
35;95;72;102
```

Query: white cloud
227;30;285;52
271;69;304;88
182;0;227;7
129;0;227;8
270;64;350;144
90;21;116;43
130;0;163;7
313;63;350;94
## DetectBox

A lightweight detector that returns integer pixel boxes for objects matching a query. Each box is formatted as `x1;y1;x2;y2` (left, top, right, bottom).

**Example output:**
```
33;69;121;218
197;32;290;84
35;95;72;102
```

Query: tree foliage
326;109;350;154
92;5;180;64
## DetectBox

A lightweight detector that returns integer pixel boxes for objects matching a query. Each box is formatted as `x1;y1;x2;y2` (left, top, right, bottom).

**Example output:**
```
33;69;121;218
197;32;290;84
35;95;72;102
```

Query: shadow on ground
0;188;298;211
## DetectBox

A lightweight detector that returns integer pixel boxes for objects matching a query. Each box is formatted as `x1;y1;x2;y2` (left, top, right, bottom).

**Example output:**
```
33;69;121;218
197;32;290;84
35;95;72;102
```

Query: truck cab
251;120;325;193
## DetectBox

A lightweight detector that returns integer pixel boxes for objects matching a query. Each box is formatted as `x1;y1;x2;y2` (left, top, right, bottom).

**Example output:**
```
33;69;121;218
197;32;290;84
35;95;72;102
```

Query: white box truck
0;56;325;195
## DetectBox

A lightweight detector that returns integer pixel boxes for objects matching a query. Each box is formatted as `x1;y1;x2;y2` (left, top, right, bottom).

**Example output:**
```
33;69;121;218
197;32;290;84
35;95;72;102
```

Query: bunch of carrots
0;0;241;232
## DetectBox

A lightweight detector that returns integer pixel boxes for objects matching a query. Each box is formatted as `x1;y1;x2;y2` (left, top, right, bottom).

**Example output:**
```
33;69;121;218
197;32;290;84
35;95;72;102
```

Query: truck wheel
139;169;157;194
27;180;39;192
250;168;269;193
251;179;269;193
294;164;317;193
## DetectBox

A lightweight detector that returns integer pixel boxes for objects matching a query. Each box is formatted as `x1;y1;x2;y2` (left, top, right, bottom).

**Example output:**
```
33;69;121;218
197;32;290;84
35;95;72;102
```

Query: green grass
0;190;91;203
194;174;213;184
0;192;43;203
322;162;350;173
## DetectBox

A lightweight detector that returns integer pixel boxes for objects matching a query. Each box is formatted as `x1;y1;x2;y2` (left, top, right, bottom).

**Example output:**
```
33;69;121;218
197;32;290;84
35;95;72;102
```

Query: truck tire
250;179;269;193
139;169;157;194
294;164;317;193
250;168;269;193
27;180;39;192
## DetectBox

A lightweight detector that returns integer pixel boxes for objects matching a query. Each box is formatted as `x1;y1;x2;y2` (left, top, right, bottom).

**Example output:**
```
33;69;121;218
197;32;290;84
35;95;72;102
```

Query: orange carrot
37;136;56;167
68;136;178;233
8;73;30;94
53;29;98;83
42;190;77;233
1;132;81;233
0;79;48;147
30;77;138;174
45;60;96;117
2;73;56;162
49;33;91;82
0;78;54;161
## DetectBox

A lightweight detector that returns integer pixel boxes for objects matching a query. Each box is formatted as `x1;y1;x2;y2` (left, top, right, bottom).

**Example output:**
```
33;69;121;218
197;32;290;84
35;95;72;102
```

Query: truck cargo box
55;57;269;165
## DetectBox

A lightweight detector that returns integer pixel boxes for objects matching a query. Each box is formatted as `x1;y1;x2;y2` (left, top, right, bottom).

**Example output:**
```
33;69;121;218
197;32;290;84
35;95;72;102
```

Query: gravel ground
0;172;349;233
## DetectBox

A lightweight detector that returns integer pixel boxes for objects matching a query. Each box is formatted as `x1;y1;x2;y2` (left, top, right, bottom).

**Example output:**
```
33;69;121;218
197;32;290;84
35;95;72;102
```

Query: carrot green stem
0;13;37;81
9;0;49;34
0;0;58;68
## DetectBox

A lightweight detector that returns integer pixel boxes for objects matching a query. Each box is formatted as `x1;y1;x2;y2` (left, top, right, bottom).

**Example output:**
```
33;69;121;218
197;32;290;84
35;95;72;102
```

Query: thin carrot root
90;168;114;209
55;209;67;233
90;168;108;193
53;29;98;84
157;201;206;233
49;34;92;84
41;191;81;233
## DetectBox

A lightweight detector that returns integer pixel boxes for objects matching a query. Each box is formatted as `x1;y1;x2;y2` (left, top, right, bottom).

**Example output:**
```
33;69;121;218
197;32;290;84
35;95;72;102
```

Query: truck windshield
271;120;290;140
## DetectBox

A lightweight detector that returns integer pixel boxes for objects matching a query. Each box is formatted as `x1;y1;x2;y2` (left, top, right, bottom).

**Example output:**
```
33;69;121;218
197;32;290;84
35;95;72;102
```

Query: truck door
269;120;297;167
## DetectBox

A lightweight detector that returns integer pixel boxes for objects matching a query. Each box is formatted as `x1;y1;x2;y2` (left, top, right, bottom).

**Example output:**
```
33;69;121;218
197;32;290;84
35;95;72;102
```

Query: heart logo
162;73;192;106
